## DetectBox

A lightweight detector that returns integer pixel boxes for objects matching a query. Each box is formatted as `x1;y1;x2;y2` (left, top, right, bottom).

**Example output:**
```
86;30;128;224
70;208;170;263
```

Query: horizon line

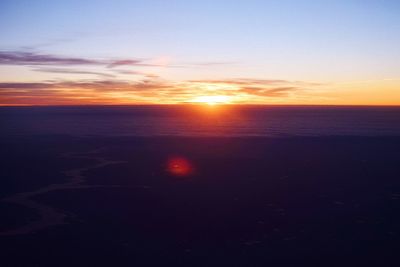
1;103;400;108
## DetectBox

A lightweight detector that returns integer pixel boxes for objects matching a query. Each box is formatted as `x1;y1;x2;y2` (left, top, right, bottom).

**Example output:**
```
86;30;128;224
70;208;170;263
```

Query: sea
1;105;400;137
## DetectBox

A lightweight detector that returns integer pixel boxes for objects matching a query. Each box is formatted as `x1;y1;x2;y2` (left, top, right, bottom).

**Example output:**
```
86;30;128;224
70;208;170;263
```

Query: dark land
1;135;400;266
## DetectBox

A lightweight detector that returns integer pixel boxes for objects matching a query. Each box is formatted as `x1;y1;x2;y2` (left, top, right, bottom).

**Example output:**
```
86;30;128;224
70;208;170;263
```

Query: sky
0;0;399;105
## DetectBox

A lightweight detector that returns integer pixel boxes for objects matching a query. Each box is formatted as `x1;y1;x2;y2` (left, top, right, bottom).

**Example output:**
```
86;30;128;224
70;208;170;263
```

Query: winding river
0;148;133;236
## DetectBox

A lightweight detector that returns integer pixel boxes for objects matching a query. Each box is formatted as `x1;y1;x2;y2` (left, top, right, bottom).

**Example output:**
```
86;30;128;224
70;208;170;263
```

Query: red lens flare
166;156;194;177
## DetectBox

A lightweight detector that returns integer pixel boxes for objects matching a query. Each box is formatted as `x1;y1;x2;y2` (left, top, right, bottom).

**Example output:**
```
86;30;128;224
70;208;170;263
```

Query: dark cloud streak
0;51;100;66
0;50;149;68
0;50;239;69
33;68;116;78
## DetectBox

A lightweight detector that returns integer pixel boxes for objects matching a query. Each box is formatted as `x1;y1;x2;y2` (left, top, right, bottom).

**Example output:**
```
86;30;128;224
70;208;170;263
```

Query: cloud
106;59;147;68
189;78;321;86
112;69;159;78
0;82;56;89
0;76;321;105
0;79;181;105
0;80;174;92
186;79;315;97
33;68;116;78
239;86;299;97
0;51;101;66
188;79;287;85
0;50;243;76
0;50;152;68
0;50;169;80
0;50;240;69
186;61;237;67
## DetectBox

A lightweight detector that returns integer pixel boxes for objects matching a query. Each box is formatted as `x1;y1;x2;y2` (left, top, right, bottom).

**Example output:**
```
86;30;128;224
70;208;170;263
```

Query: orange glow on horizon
1;78;399;106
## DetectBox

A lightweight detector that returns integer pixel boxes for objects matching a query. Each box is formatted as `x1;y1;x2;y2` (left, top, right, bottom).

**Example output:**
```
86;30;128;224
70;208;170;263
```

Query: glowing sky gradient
0;0;399;105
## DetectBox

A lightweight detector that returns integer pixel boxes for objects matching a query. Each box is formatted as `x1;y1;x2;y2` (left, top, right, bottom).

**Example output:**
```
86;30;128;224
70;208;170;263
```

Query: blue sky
0;0;399;105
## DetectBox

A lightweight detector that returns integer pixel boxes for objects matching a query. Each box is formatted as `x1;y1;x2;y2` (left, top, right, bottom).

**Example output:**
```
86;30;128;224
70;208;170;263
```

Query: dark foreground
1;136;400;266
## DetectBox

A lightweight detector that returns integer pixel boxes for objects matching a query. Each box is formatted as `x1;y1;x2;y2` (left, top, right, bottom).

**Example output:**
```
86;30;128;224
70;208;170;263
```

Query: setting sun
190;95;231;105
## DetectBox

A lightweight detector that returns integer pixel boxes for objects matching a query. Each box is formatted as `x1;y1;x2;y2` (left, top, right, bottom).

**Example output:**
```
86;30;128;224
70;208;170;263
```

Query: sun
190;95;231;105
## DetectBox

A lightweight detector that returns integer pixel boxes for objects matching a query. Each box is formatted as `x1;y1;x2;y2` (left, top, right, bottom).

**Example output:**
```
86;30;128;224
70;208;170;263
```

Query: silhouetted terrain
1;135;400;266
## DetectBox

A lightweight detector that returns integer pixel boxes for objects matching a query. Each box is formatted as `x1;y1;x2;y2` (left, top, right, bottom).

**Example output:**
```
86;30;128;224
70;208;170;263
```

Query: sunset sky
1;0;399;105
